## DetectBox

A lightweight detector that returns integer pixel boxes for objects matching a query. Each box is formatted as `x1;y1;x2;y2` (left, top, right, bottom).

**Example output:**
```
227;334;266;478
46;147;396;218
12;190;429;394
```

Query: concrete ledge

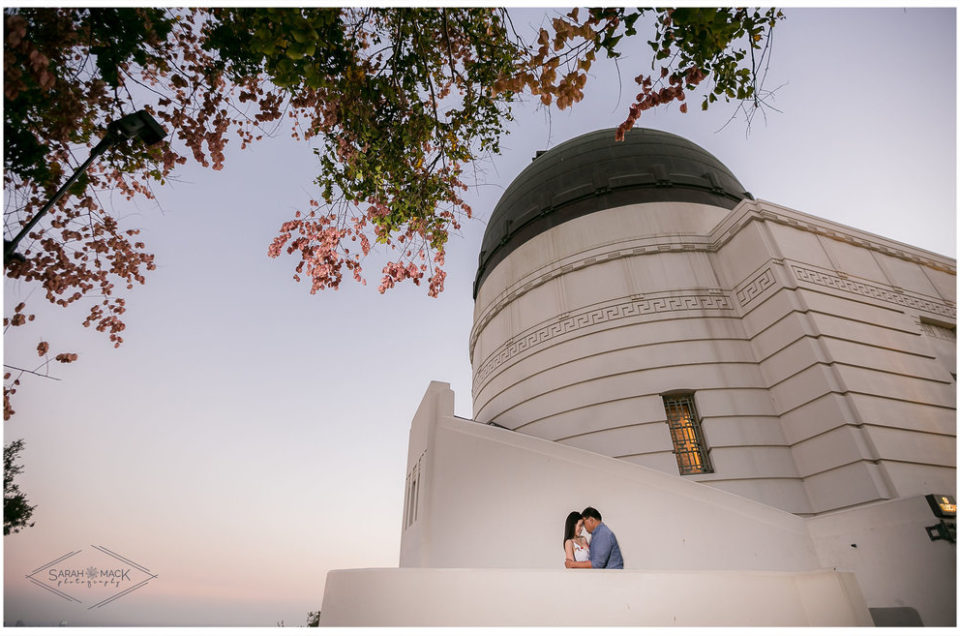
319;567;872;626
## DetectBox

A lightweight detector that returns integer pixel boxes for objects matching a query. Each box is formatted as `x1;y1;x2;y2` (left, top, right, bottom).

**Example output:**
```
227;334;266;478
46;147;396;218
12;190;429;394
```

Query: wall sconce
925;494;956;543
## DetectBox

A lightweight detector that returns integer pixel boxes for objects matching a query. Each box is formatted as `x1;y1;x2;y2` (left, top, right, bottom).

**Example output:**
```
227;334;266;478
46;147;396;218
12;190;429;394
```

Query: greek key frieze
469;239;715;360
791;265;956;318
736;268;776;307
473;293;733;389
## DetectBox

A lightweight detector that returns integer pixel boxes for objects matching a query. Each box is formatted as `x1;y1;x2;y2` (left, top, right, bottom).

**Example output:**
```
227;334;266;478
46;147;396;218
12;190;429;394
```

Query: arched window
661;393;713;475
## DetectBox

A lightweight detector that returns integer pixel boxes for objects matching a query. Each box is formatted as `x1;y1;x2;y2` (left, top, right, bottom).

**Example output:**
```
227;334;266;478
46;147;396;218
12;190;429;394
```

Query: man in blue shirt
581;507;624;569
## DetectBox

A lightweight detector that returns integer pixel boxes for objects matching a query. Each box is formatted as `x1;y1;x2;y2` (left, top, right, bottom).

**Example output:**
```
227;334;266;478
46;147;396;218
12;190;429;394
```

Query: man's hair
581;506;602;521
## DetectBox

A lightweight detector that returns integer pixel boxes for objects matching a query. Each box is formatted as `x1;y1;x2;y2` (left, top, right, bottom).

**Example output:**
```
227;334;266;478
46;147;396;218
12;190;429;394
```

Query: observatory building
320;128;956;626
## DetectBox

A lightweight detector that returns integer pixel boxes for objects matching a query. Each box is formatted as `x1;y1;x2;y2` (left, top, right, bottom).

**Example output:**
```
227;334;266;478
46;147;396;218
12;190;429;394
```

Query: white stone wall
320;567;872;626
725;203;956;512
807;496;956;627
470;198;956;515
394;382;954;625
401;382;821;572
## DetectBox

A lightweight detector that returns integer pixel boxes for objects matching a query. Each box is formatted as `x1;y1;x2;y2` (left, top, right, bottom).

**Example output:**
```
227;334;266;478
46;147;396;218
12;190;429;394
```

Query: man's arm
589;527;612;569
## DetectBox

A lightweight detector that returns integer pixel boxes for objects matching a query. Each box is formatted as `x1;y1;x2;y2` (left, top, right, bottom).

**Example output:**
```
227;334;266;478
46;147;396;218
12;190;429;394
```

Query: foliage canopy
3;7;782;420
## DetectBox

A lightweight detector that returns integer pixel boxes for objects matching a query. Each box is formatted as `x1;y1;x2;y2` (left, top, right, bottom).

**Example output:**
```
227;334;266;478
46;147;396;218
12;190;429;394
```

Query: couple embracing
563;506;624;569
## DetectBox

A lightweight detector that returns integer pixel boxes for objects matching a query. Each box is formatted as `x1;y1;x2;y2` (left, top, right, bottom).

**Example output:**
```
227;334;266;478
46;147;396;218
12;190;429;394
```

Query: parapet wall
320;567;872;626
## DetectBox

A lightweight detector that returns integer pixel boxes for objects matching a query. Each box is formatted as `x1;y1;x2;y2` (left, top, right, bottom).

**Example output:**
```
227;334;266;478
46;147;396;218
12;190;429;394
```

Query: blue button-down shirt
588;522;624;569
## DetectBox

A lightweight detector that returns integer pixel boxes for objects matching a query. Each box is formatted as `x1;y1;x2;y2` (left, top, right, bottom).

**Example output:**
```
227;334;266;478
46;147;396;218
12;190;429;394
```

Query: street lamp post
4;110;167;266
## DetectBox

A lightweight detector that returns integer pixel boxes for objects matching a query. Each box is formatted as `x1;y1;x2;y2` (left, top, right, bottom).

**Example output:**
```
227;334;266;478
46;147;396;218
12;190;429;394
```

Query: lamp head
107;110;167;146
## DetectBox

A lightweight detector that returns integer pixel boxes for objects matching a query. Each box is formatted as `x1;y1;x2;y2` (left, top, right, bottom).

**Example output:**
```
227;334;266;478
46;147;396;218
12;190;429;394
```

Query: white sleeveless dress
572;540;591;562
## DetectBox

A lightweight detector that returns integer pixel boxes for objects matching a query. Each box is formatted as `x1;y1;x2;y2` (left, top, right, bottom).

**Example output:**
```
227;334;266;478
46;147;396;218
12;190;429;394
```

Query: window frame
661;391;714;475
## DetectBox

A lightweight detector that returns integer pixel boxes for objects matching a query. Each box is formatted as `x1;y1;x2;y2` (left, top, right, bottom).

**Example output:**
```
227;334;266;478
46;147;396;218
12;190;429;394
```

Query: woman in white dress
563;511;591;568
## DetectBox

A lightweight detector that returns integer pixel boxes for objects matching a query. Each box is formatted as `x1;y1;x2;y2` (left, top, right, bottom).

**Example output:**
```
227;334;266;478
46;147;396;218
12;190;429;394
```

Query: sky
2;6;956;629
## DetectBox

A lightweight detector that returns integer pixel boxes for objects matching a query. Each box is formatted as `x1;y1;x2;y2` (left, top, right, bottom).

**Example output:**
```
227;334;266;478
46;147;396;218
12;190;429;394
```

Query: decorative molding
472;292;734;391
735;268;776;308
470;201;956;361
719;204;956;275
791;265;956;318
470;238;714;360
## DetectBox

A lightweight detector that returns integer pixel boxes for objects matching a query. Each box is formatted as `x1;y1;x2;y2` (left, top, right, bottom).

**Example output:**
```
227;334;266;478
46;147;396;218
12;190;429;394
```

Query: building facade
321;128;956;626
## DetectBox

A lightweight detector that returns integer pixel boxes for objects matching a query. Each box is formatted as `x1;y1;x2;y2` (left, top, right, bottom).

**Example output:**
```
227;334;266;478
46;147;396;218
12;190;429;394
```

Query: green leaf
291;28;316;44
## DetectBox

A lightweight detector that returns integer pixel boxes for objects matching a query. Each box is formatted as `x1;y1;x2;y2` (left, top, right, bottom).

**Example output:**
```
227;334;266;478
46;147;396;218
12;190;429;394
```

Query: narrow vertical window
403;475;411;529
409;477;417;525
412;473;420;522
662;393;713;475
402;452;426;529
405;477;415;528
404;455;423;529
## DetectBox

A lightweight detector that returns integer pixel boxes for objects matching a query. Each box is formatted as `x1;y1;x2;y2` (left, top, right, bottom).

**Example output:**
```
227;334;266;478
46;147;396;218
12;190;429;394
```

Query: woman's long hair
563;511;582;546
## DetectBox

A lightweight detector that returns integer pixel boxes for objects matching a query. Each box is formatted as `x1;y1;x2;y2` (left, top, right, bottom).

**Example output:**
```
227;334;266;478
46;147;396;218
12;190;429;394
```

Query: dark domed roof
474;128;752;297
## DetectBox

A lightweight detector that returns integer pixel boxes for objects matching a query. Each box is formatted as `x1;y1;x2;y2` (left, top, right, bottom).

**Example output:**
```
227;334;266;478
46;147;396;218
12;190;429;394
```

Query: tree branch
3;365;62;381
